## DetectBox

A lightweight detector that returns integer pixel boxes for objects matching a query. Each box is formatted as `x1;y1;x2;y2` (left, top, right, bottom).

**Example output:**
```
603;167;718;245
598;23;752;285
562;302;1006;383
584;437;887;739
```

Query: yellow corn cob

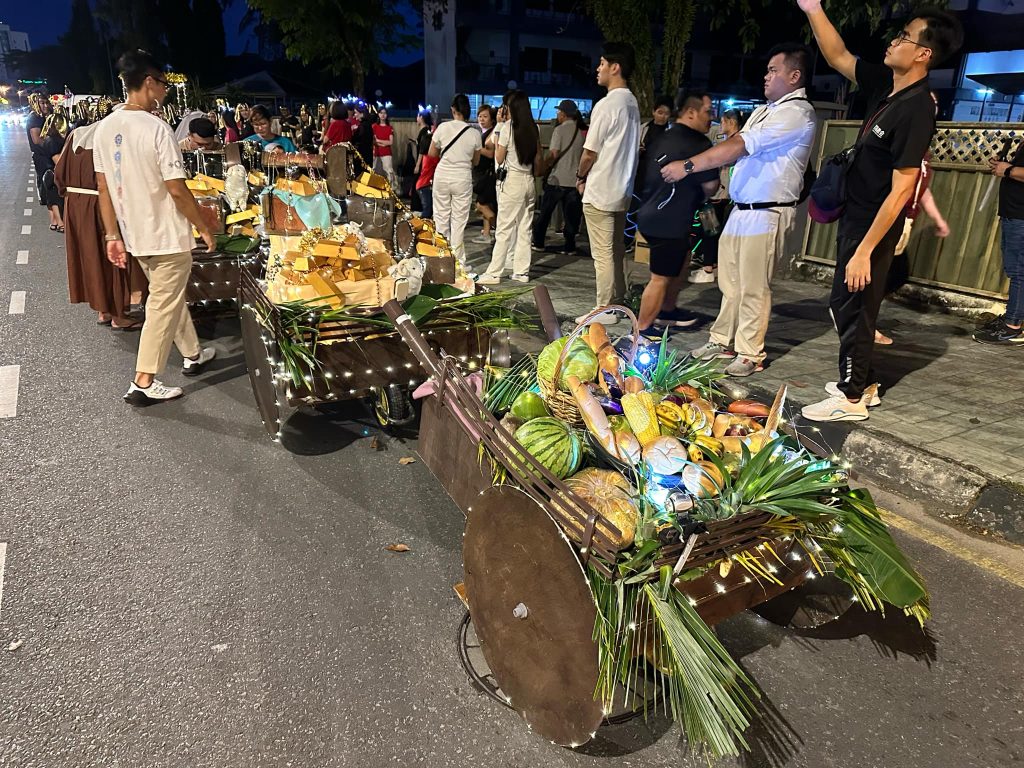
622;392;661;447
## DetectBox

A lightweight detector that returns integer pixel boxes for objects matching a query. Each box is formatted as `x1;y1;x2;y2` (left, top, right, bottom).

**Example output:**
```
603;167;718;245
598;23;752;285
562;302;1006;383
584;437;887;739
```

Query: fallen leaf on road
212;643;230;653
398;457;417;465
385;544;410;553
7;640;23;652
370;436;383;451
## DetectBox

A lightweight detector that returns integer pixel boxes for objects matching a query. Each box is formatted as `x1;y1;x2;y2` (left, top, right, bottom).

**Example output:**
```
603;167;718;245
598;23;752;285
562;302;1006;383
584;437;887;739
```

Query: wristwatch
1005;166;1015;179
682;159;695;175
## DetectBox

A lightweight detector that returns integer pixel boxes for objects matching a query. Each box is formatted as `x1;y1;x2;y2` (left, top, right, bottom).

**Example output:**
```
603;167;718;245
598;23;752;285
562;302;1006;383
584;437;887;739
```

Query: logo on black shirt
872;125;886;139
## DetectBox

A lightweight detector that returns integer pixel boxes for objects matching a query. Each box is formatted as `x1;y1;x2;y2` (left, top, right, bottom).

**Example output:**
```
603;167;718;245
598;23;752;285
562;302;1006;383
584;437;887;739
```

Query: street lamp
977;88;994;122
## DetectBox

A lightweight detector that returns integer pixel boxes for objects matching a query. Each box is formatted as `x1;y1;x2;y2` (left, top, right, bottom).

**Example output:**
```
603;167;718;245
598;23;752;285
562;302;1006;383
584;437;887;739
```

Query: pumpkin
564;468;639;548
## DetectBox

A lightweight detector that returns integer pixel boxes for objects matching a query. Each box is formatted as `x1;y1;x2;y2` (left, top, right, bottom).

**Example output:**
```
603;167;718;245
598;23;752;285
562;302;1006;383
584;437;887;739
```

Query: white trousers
373;155;396;188
432;175;473;264
483;171;536;277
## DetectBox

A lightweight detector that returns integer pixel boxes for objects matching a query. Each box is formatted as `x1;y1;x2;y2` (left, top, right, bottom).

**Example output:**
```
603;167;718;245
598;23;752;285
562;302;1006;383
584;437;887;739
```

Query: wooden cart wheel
240;302;291;439
751;575;855;630
464;486;605;747
371;383;415;428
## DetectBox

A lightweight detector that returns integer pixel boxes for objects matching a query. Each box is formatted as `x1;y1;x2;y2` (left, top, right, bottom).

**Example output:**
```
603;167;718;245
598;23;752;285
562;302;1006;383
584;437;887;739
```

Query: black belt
734;201;799;210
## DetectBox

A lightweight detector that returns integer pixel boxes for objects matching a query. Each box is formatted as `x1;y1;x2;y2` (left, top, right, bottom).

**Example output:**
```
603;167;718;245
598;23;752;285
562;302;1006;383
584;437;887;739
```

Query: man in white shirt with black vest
575;42;641;325
663;44;817;377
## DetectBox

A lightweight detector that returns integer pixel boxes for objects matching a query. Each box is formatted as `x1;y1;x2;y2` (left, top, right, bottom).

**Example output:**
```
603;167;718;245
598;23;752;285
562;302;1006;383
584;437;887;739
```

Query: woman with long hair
429;94;482;264
478;90;540;284
472;104;498;244
235;102;254;138
373;107;396;187
413;110;435;217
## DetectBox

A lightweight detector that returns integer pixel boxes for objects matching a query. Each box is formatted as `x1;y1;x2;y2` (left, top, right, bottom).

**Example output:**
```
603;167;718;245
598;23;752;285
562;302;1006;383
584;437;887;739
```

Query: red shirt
323;118;353;150
372;124;393;157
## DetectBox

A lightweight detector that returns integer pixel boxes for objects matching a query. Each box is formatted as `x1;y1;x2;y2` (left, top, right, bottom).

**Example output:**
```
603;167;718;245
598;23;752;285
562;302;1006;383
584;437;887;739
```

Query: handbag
345;192;396;243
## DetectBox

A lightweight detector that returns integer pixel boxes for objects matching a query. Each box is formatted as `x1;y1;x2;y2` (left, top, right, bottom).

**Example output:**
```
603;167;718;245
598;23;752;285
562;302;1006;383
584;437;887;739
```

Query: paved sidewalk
463;222;1024;539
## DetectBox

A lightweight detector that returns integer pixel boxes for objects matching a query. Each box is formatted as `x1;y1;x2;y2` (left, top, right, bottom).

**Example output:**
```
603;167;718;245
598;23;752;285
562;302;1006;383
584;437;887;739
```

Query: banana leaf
831;488;929;611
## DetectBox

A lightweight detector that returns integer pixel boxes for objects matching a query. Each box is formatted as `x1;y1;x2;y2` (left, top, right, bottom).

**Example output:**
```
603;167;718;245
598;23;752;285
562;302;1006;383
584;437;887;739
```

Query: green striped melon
513;417;582;480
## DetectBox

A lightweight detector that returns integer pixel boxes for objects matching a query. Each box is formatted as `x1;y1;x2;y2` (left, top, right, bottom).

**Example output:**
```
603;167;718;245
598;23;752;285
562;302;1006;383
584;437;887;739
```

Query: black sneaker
653;308;699;328
636;325;665;343
973;321;1024;346
124;379;184;406
182;347;217;376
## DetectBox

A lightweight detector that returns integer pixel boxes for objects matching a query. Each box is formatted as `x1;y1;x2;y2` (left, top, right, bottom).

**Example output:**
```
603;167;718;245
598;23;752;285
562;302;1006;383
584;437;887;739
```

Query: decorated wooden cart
380;294;932;758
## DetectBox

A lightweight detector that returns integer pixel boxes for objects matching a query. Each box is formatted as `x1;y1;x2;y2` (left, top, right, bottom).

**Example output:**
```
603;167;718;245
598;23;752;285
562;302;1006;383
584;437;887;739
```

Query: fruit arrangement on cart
382;299;931;758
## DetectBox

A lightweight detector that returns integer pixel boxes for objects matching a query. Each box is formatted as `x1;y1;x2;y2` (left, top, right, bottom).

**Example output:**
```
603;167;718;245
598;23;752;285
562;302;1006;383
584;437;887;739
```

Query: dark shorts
646;236;690;278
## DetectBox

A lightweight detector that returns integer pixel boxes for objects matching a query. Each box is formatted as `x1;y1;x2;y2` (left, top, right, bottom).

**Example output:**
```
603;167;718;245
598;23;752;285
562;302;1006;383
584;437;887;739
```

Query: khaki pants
709;207;796;362
583;203;626;306
134;251;200;375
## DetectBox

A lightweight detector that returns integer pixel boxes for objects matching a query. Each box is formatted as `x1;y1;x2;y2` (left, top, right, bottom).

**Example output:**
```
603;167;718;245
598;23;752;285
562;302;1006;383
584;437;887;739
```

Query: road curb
840;429;1024;545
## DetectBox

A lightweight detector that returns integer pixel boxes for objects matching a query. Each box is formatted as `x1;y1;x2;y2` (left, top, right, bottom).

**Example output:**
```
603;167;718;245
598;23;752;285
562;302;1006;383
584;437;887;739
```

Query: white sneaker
476;274;502;285
470;233;493;244
688;268;717;284
510;274;530;283
182;347;216;377
801;394;869;423
574;311;618;326
123;379;184;407
825;381;881;407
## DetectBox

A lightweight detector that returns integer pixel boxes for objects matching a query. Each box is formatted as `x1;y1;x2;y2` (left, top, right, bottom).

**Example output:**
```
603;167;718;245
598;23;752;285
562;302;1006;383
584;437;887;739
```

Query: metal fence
802;121;1023;300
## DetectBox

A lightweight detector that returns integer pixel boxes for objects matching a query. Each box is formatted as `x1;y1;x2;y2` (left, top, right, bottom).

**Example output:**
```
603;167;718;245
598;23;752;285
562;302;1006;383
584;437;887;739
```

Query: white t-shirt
93;110;193;256
497;122;535;174
582;87;641;212
432;120;482;182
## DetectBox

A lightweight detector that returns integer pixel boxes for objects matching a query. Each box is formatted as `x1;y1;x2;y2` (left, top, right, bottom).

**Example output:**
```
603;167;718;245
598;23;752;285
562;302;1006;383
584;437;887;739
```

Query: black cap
557;99;579;117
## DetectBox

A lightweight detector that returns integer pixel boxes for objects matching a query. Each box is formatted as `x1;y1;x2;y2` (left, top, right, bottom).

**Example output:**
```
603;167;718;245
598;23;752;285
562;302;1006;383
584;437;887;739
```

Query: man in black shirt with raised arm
798;0;963;423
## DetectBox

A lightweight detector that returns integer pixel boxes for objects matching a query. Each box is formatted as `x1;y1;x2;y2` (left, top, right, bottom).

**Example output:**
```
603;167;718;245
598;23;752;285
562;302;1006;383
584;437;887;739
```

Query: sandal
49;224;58;232
56;225;65;233
112;320;143;332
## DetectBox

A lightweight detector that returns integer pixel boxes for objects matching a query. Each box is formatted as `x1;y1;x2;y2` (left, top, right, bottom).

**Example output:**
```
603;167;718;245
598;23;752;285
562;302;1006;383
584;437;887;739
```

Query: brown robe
55;132;148;318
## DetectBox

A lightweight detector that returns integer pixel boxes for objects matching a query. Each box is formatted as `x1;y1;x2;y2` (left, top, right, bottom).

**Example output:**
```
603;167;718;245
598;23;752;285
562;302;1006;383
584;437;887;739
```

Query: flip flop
112;321;143;332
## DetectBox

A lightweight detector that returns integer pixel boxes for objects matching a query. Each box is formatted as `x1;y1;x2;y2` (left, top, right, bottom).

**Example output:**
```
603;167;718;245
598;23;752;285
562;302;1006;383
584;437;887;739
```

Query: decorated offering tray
238;266;531;441
383;295;932;758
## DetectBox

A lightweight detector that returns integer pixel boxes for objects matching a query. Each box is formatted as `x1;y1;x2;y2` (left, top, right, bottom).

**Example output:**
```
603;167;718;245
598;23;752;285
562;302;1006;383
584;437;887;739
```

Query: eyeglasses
893;30;931;50
150;75;170;88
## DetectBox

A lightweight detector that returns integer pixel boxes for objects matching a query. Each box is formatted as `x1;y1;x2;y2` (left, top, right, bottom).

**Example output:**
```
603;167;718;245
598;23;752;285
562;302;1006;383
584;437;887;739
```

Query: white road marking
0;543;7;619
26;197;33;204
0;366;20;418
23;209;32;217
21;225;31;235
9;291;25;315
16;251;28;265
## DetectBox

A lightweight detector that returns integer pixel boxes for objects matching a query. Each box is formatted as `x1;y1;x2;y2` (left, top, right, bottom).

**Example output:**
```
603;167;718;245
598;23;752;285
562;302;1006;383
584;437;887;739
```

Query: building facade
0;23;31;84
424;0;600;119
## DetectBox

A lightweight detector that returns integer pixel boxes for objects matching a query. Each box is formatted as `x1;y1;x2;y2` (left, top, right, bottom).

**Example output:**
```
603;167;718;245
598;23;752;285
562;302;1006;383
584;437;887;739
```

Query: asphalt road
1;122;1022;768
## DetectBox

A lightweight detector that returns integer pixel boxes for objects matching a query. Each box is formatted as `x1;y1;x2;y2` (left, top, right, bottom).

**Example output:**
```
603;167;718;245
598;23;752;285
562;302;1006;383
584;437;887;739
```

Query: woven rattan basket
537;306;640;428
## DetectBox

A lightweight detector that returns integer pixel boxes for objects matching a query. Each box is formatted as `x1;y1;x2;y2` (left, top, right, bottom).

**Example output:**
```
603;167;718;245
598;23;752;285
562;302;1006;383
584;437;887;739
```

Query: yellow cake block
194;174;225;192
226;210;257;225
305;272;345;308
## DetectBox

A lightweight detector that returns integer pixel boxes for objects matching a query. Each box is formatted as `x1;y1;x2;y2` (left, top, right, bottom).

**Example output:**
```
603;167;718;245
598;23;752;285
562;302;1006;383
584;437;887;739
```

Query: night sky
2;1;422;63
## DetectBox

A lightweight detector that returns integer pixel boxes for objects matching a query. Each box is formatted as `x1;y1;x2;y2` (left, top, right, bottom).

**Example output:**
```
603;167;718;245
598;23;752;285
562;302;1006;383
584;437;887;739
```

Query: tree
61;0;107;93
242;0;418;95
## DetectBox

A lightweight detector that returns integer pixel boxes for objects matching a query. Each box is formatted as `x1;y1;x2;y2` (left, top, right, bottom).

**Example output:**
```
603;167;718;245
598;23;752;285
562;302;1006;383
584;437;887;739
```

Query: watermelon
537;337;598;392
511;391;549;421
513;417;583;480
